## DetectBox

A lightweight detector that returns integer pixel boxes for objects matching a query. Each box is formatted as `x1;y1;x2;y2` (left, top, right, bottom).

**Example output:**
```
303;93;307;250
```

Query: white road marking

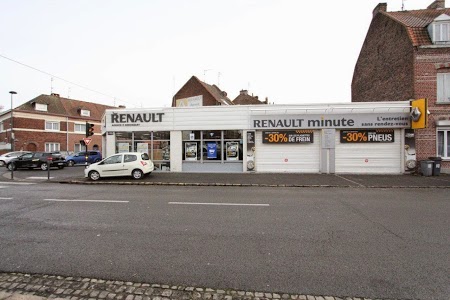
0;182;35;185
27;177;54;180
168;202;269;207
0;197;13;199
44;199;129;203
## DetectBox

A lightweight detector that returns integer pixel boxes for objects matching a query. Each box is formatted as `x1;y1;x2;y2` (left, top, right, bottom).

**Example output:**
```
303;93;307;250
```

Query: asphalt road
0;182;449;300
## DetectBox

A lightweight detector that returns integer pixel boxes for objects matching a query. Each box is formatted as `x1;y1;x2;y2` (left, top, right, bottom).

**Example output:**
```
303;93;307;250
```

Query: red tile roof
383;8;450;46
15;94;115;120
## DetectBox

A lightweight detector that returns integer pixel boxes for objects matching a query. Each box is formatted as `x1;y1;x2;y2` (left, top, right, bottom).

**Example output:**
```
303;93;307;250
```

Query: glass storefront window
182;130;242;162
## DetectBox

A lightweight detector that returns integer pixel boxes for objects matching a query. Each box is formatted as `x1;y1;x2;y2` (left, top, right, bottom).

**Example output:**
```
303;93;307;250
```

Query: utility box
420;160;433;176
428;157;442;176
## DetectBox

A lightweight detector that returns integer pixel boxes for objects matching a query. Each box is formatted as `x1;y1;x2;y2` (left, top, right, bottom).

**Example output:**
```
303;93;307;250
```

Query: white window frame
45;143;60;152
74;123;86;133
74;143;83;153
434;22;450;42
437;128;450;159
437;73;450;103
80;109;91;117
35;103;48;112
45;121;60;131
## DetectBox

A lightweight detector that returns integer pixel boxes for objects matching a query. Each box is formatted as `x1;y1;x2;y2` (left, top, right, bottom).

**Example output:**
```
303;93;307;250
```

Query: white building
102;102;413;174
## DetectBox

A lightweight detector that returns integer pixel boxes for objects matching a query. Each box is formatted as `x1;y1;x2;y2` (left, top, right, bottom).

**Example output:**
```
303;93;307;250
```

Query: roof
382;7;450;46
195;77;233;105
14;94;115;120
233;93;268;105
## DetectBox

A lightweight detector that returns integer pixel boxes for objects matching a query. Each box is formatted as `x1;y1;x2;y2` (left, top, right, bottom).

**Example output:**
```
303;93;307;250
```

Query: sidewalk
62;172;450;188
0;272;401;300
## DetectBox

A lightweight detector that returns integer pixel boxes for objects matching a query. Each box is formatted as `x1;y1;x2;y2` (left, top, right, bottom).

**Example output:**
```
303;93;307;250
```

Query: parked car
65;150;102;166
7;152;67;171
0;151;32;167
85;152;154;181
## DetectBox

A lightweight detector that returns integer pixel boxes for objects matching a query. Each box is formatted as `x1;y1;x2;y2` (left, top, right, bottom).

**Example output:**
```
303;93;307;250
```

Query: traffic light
85;122;95;137
410;98;428;129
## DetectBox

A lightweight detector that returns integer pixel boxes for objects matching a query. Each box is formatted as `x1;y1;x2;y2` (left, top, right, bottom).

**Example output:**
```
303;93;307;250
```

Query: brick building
0;93;114;155
172;76;233;107
352;0;450;173
172;76;269;107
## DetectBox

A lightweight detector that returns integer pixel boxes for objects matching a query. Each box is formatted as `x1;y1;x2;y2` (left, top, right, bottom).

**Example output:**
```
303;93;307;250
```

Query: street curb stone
0;272;406;300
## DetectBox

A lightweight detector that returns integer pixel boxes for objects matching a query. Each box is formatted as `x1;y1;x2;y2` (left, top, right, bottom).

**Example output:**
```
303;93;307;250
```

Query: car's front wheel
67;160;75;167
132;169;144;180
7;163;17;171
89;170;100;181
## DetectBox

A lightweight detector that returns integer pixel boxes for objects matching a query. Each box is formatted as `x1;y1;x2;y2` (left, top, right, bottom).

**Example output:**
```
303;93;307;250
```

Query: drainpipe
66;117;69;155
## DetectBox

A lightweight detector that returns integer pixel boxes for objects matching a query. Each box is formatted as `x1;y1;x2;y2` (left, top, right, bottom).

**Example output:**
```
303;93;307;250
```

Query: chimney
50;93;60;97
264;97;268;104
427;0;445;9
373;3;387;18
240;90;248;95
118;105;126;109
255;96;258;100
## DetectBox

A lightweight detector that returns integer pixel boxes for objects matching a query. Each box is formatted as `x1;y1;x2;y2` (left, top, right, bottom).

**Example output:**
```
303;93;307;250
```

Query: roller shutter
254;131;320;173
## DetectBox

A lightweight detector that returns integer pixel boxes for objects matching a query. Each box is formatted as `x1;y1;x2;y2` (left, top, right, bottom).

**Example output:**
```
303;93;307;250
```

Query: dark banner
340;129;395;143
263;130;314;144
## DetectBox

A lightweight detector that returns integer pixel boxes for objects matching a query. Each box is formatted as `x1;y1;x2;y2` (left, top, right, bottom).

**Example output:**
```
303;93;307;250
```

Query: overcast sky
0;0;440;110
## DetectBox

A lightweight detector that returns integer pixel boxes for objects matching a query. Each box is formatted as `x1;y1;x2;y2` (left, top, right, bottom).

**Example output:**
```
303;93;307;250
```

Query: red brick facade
352;2;450;172
0;94;112;155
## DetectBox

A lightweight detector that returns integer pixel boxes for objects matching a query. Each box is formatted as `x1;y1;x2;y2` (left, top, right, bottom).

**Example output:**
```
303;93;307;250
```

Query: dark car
7;152;67;171
65;150;102;166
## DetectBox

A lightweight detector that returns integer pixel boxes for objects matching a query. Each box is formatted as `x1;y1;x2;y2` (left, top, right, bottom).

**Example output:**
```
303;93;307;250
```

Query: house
172;76;233;107
352;0;450;173
0;93;114;154
232;90;269;105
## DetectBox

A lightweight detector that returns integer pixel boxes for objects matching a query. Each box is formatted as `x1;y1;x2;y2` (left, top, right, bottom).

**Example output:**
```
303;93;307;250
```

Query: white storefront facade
102;102;413;174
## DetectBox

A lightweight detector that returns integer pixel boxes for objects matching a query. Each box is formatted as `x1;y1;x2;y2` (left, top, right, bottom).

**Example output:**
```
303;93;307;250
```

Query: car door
75;152;87;164
123;154;138;175
97;154;124;177
16;152;35;168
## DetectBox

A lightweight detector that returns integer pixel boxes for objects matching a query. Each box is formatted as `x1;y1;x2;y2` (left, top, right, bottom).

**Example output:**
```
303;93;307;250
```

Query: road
0;181;449;299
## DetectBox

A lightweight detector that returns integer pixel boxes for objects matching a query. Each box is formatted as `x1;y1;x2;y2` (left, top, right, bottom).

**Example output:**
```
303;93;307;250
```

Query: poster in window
206;142;217;159
118;143;130;153
226;142;239;161
185;142;197;161
136;143;149;154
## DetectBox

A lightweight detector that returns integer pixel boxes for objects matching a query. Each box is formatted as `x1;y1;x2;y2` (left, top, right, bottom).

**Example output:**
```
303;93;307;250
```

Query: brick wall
173;79;218;106
352;14;414;102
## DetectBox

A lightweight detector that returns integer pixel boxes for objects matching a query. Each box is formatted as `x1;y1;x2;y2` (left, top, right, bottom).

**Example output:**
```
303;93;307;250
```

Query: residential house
0;93;114;155
232;90;269;105
352;0;450;173
172;76;233;107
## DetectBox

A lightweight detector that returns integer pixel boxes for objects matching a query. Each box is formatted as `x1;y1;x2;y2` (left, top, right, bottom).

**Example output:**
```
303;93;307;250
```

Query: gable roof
233;90;268;105
381;5;450;46
15;94;115;120
174;76;233;106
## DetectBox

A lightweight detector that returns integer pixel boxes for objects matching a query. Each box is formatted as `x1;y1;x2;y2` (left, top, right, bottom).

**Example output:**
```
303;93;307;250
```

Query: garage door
335;129;402;174
254;131;320;173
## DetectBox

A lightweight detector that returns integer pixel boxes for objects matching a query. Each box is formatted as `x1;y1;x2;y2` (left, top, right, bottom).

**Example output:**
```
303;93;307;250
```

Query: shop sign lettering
111;112;165;127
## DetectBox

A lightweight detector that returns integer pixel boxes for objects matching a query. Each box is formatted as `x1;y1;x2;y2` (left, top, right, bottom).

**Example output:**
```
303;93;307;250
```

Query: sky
0;0;440;111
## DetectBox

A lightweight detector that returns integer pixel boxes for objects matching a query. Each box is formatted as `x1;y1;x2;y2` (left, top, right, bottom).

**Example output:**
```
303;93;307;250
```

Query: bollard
10;161;14;180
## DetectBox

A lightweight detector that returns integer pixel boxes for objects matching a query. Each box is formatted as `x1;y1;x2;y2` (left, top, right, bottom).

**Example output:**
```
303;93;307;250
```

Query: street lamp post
9;91;17;151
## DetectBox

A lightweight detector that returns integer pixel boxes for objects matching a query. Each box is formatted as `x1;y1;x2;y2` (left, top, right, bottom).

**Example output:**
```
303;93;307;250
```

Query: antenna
203;69;212;82
68;87;71;99
51;77;54;93
217;72;221;87
402;0;406;11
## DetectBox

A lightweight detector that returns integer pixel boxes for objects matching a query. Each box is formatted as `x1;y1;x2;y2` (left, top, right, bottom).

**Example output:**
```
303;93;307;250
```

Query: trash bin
420;160;433;176
428;157;442;176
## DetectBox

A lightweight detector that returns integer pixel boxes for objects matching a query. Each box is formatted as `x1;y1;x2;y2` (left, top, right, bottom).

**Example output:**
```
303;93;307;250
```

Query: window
74;143;83;153
74;123;86;133
45;121;60;131
437;129;450;158
80;109;90;117
103;154;122;164
35;103;48;112
437;73;450;103
434;22;450;42
45;143;60;152
124;154;137;163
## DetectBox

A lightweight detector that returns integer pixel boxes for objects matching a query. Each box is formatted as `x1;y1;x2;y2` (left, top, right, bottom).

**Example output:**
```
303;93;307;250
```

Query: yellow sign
410;98;428;129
